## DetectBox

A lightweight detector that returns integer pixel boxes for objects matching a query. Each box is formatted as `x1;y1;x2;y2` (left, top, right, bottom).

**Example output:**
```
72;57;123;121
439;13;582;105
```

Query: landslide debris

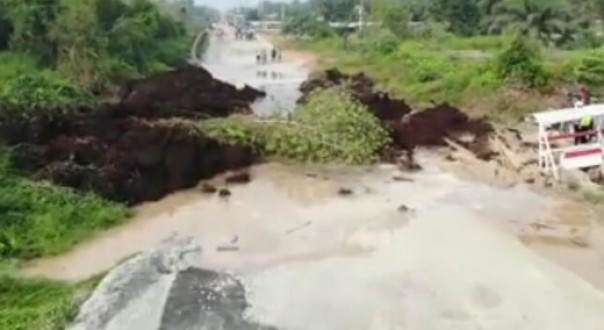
0;65;264;204
300;68;411;121
119;64;266;118
299;68;494;158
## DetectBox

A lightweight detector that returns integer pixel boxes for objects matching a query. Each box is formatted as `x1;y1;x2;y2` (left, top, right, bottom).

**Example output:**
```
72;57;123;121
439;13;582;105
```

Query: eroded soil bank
0;64;263;204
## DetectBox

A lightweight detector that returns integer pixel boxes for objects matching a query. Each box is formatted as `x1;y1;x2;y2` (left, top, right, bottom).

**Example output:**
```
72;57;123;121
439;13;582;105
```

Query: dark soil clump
218;188;232;197
200;183;218;194
337;187;354;196
119;64;266;118
225;170;251;184
391;103;493;155
0;66;265;204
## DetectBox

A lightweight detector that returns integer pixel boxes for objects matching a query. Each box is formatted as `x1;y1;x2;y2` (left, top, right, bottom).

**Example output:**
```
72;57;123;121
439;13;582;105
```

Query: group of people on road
256;47;282;64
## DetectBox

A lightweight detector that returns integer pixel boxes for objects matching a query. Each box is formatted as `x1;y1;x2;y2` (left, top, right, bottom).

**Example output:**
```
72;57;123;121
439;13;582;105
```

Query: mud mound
300;68;411;121
120;64;266;117
0;65;265;204
300;69;494;158
4;114;254;204
392;103;493;155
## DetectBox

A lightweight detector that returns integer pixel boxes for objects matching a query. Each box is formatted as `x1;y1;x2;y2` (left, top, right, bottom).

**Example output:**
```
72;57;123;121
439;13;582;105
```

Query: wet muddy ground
26;155;604;328
24;26;604;329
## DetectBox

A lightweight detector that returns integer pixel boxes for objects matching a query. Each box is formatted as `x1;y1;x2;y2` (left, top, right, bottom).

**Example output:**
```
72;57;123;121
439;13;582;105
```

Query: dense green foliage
272;0;599;47
0;0;212;94
494;35;548;88
0;74;97;110
203;88;391;164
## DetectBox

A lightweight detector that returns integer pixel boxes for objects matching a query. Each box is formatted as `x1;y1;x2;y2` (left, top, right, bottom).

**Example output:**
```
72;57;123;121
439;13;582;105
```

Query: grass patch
0;171;130;260
0;275;100;330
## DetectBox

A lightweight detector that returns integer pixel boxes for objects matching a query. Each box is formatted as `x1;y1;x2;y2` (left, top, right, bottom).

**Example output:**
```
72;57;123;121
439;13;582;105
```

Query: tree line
0;0;218;93
242;0;604;49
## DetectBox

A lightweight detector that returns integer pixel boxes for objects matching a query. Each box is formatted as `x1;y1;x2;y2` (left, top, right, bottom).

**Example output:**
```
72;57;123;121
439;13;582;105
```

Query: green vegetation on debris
203;88;391;164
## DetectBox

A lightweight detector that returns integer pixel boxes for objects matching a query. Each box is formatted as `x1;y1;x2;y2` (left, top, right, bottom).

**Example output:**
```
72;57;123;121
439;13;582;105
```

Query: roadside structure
533;104;604;179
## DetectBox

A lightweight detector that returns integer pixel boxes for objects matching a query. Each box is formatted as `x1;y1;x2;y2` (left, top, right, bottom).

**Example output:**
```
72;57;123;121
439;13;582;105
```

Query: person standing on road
271;48;277;62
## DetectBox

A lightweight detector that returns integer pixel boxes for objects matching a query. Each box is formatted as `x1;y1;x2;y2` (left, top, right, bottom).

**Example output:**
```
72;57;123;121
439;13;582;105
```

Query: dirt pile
119;64;266;118
299;68;494;157
392;103;494;157
0;65;264;204
3;113;254;204
300;69;412;121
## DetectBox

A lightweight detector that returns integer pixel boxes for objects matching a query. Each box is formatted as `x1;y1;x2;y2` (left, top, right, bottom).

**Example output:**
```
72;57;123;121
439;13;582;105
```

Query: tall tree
50;0;103;89
371;0;410;38
486;0;573;44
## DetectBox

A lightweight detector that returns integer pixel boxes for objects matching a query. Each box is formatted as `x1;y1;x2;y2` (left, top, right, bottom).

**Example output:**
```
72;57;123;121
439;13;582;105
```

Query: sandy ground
24;26;604;329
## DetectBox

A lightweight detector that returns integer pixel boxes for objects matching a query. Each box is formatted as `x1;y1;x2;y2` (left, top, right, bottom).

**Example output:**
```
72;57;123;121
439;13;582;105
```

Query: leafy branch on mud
203;88;392;164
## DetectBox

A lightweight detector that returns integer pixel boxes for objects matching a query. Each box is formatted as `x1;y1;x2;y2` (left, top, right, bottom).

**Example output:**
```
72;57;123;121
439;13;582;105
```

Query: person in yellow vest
575;84;594;144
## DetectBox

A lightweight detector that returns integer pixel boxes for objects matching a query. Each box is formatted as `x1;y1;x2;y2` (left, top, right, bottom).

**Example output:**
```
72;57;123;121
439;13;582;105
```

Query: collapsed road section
300;68;494;158
0;65;265;204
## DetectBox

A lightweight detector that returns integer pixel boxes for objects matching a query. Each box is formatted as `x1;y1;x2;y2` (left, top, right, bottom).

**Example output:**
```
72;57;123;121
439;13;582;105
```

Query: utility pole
281;3;285;22
358;0;365;33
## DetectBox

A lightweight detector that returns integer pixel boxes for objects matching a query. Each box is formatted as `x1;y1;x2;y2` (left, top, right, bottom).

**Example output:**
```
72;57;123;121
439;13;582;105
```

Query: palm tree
484;0;574;45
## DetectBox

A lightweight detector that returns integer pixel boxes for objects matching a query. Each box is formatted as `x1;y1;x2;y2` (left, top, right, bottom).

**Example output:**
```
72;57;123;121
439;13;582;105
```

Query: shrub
574;51;604;88
365;29;400;55
0;52;39;79
0;73;97;110
495;35;549;88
